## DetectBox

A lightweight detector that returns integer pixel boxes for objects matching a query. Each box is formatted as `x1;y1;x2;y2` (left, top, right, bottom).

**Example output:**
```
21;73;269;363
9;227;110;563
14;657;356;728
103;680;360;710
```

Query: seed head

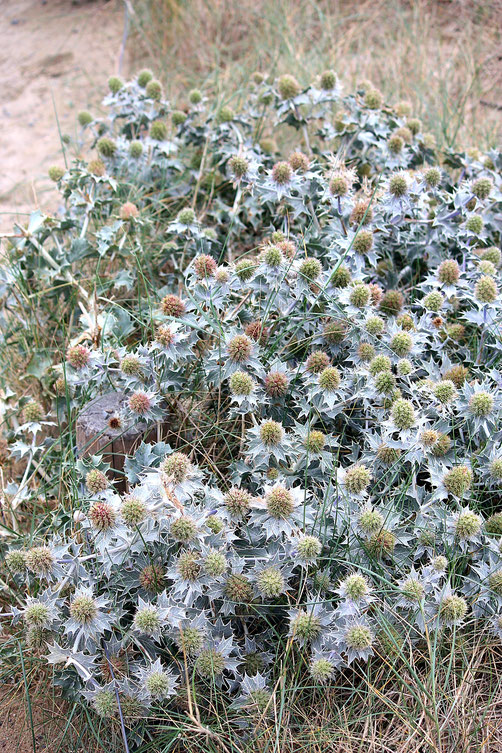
228;334;253;362
121;355;143;376
423;292;444;312
323;319;347;344
306;350;331;374
188;87;202;104
343;573;369;601
86;469;109;494
369;355;392;376
353;229;373;254
204;550;227;577
170;516;198;543
395;100;412;117
128;391;151;415
70;594;97;625
272;161;292;185
245;320;269;344
320;69;337;89
25;546;54;575
88;159;106;176
257;566;285;597
375;370;396;394
161;452;191;484
134;606;161;634
6;550;26;573
466;215;483;235
432;555;448;572
229;371;255;396
23;401;44;423
120;202;139;220
196;648;226;677
480;247;501;266
349;283;371;308
264;371;289;397
224;487;253;517
297;535;322;560
440;594;467;623
292;612;321;641
224;573;253;602
145;79;162;100
161;293;185;317
469;391;494;417
380;290;404;316
488;570;502;596
289;151;310;172
89;501;117;532
139;564;165;593
207;515;224;534
329;173;349;196
48;166;65;182
424;167;441;188
108;76;123;94
262;245;283;266
402;578;424;601
455;510;481;539
475;275;498;303
229;155;249;178
78;110;93;127
346;624;373;650
489;459;502;480
172;110;187;126
265;486;294;518
194;254;217;278
260;420;284;447
155;325;174;347
278;74;301;99
350;200;373;226
472;178;492;200
478;260;496;276
319;366;341;391
304;430;326;453
311;658;335;683
486;513;502;535
97;137;116;158
433;379;457;404
443;365;468;388
389;174;408;198
367;529;396;558
24;603;51;627
377;444;401;464
177;552;201;581
407;117;421;135
235;257;257;281
388;134;404;154
344;464;372;494
391;398;415;430
364;88;383;109
299;257;322;281
443;465;473;496
67;344;90;370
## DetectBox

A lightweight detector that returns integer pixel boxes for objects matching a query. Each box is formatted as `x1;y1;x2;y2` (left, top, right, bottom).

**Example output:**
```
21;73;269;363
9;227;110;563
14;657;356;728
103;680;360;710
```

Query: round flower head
260;420;284;447
391;398;415;430
86;469;109;494
349;283;371;308
323;319;347;345
193;254;217;279
161;452;192;484
443;465;473;497
433;380;457;405
485;513;502;535
389;173;409;198
344;464;372;494
139;564;165;593
289;151;310;171
177;551;202;581
134;606;162;635
489;458;502;481
299;257;322;282
204;550;227;577
25;546;54;576
291;611;322;643
369;355;392;375
89;501;117;532
272;161;293;185
278;73;300;99
224;573;253;603
177;207;196;226
128;391;152;415
318;366;341;391
331;265;352;287
264;370;289;397
350;200;373;226
67;344;90;370
48;165;65;182
6;549;26;573
345;623;373;650
374;370;396;394
22;401;44;423
468;391;494;417
401;577;424;602
376;444;401;465
265;485;295;518
108;75;123;94
306;350;331;374
358;342;376;362
480;247;501;266
472;178;492;200
341;573;370;602
423;292;444;312
310;657;336;683
224;487;252;517
424;167;441;188
380;290;404;316
245;320;269;344
145;79;162;100
256;566;286;598
474;275;498;303
161;294;186;317
364;88;383;109
297;535;322;563
439;594;467;625
304;430;326;453
228;334;253;363
229;155;249;179
367;529;396;558
229;371;255;396
388;133;404;154
88;158;106;176
195;647;226;678
489;570;502;596
170;515;198;543
352;229;373;254
466;215;483;235
455;510;482;540
97;137;116;158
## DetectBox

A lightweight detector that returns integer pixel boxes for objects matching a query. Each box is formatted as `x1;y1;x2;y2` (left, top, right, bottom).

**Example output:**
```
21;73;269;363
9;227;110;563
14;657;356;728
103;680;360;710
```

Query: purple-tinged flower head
272;161;293;185
67;344;91;370
228;334;253;363
86;469;109;494
88;501;117;532
264;370;289;397
193;254;217;279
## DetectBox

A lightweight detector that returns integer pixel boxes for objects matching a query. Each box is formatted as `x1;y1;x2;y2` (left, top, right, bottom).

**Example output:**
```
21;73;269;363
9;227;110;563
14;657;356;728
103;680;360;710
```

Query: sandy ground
0;0;130;234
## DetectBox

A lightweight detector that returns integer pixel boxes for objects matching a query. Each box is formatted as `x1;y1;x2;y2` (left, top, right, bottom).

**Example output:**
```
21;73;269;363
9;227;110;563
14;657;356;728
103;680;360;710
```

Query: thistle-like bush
1;68;502;744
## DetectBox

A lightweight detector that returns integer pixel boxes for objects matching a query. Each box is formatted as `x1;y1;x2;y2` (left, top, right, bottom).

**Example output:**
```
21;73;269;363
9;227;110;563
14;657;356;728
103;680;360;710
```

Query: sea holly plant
1;68;502;746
